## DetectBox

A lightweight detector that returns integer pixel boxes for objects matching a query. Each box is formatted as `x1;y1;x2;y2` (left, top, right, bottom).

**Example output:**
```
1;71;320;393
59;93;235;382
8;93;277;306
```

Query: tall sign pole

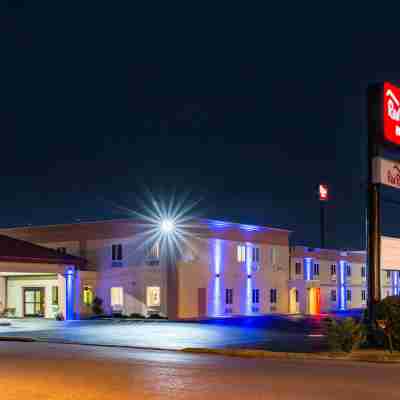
367;88;381;315
367;82;400;317
318;184;329;249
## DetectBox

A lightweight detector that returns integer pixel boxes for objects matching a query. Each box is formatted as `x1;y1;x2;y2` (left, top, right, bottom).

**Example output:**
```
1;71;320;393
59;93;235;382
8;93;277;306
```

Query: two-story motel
0;218;399;320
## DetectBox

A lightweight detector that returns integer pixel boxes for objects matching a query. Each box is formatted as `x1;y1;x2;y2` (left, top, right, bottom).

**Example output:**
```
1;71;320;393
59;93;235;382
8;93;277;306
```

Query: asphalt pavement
0;341;397;400
0;315;329;352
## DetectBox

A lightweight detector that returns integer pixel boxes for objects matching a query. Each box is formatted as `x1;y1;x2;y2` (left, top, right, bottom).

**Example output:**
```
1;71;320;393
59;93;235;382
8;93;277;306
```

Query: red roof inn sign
383;82;400;146
373;157;400;189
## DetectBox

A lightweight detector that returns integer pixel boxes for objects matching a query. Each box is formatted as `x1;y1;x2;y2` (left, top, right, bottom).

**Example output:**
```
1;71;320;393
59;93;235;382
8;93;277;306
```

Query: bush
92;296;104;315
129;313;145;319
374;296;400;352
326;317;365;353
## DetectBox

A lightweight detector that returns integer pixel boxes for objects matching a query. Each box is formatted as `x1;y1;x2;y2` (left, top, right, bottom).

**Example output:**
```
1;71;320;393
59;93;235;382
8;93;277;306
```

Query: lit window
295;262;302;275
252;247;260;263
361;290;366;302
146;287;161;307
237;245;246;263
110;287;124;307
52;286;59;305
83;286;94;306
270;288;277;304
386;270;391;281
330;290;337;302
346;264;351;277
330;264;336;276
112;244;123;261
361;265;366;279
252;289;260;304
225;288;233;305
270;247;277;265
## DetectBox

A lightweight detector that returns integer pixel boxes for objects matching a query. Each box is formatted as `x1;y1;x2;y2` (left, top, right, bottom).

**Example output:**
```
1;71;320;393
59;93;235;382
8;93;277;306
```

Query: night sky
2;2;400;250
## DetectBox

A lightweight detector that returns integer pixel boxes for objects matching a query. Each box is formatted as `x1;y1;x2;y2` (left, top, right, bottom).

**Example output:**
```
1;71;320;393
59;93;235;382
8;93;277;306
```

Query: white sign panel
381;236;400;271
372;157;400;189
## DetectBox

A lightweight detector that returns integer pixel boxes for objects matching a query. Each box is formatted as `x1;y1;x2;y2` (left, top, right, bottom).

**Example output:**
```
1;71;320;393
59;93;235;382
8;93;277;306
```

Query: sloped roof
0;234;86;267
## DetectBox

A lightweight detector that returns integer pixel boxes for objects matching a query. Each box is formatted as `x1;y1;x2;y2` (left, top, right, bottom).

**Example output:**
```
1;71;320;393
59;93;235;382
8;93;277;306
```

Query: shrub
374;296;400;352
326;317;365;353
129;313;145;319
92;296;104;315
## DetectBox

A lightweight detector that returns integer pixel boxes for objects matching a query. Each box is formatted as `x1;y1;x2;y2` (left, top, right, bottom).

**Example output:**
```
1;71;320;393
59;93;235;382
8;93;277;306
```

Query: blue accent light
65;267;75;320
246;245;252;314
213;239;222;316
339;260;346;310
392;271;399;296
304;258;312;281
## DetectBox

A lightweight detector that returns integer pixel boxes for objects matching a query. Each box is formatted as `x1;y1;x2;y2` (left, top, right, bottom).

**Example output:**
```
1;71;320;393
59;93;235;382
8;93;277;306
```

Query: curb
181;348;400;363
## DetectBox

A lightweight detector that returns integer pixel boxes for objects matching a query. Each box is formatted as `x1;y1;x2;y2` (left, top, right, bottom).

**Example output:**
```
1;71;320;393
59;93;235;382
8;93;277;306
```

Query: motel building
0;218;399;320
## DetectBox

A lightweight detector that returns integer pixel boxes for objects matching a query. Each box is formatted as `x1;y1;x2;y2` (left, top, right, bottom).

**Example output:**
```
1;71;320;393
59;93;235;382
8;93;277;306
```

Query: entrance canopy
0;234;86;268
381;236;400;271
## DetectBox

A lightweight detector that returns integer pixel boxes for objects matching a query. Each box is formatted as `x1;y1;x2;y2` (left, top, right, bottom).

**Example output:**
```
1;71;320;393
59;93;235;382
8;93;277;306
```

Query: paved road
0;315;329;352
0;341;397;400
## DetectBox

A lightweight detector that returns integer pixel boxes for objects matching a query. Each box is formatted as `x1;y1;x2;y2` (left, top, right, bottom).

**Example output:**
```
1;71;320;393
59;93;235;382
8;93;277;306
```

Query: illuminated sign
319;184;329;201
383;82;400;146
373;157;400;189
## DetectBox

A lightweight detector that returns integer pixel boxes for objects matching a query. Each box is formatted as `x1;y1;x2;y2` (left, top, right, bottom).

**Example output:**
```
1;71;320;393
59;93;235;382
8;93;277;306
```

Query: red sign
383;82;400;146
319;184;328;201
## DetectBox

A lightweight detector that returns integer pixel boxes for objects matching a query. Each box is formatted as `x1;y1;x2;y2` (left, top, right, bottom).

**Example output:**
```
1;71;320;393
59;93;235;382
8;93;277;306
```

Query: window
112;244;123;261
270;247;277;265
346;289;352;302
361;265;366;279
237;245;246;263
252;289;260;304
270;288;277;304
83;286;93;306
346;264;351;277
330;290;337;302
252;247;260;263
386;270;391;282
313;263;320;277
147;287;161;307
110;287;124;307
146;242;160;263
361;289;366;302
330;264;336;276
295;262;302;275
57;247;67;255
51;286;59;305
225;288;233;305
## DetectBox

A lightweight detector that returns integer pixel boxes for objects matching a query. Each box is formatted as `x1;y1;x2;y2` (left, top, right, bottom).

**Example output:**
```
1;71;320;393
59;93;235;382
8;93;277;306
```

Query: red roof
0;234;86;267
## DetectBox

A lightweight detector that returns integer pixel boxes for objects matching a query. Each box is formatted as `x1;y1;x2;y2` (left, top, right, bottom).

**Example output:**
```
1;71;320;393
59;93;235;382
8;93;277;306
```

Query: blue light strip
213;239;222;316
339;260;346;310
246;244;252;314
304;258;312;281
392;271;399;296
65;267;75;320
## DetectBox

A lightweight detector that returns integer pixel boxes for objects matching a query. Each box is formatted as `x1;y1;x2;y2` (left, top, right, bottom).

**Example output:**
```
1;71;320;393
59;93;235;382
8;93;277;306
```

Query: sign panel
384;82;400;146
318;184;329;201
372;157;400;189
381;236;400;271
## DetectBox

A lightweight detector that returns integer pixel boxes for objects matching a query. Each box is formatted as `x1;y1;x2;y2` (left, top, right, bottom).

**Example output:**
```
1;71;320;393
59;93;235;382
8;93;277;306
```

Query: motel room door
23;287;45;317
198;288;207;317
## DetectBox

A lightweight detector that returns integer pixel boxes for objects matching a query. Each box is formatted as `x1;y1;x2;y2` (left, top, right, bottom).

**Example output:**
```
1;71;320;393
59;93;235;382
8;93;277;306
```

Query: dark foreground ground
0;341;397;400
0;313;347;352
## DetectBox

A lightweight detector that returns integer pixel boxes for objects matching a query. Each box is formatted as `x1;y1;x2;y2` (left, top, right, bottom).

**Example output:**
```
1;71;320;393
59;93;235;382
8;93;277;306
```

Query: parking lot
0;314;334;352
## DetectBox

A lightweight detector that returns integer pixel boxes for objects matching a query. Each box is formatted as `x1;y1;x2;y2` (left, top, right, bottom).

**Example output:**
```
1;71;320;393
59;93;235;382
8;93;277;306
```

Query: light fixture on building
160;218;175;234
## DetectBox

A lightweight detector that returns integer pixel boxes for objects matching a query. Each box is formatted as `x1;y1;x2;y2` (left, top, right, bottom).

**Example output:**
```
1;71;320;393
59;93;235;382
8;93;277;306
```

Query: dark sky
1;1;400;249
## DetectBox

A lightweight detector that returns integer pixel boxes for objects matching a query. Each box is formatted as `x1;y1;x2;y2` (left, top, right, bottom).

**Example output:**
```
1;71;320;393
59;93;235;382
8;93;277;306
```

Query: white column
0;277;5;314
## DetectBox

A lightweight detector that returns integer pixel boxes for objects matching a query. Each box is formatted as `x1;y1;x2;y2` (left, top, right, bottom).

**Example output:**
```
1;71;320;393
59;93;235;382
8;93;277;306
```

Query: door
198;288;207;317
24;288;45;317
